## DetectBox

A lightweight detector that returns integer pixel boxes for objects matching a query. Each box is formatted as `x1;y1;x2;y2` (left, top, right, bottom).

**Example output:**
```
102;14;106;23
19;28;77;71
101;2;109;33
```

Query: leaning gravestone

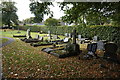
103;42;118;62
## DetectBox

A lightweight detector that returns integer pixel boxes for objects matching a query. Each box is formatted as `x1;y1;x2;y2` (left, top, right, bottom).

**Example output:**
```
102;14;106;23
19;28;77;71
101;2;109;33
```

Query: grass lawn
0;29;65;40
1;29;120;79
0;38;9;43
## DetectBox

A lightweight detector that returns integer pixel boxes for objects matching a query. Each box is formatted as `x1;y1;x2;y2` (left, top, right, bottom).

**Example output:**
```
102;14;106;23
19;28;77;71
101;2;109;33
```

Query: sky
11;0;65;21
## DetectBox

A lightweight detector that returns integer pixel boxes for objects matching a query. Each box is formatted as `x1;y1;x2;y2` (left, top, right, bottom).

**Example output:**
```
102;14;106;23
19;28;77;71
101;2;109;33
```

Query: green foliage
1;2;18;27
76;25;120;45
59;2;120;26
44;18;60;26
23;17;35;24
29;2;53;22
16;24;120;46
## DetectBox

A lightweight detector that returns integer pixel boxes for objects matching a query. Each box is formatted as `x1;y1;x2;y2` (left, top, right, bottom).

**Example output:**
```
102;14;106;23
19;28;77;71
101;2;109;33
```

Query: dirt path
0;37;14;48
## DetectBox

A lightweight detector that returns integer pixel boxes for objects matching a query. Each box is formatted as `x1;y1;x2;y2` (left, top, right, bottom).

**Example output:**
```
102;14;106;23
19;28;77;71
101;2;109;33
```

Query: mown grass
0;29;65;40
1;29;120;79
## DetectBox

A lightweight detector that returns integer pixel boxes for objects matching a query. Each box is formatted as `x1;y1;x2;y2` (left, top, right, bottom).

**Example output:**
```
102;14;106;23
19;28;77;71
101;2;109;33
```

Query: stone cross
72;29;77;44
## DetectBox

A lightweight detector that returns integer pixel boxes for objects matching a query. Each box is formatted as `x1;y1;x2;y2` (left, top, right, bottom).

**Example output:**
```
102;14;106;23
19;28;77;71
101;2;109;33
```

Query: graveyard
1;1;120;79
1;29;120;79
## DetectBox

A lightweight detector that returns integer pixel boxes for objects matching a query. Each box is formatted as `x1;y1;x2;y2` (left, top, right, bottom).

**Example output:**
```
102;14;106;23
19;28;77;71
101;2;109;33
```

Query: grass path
0;37;14;48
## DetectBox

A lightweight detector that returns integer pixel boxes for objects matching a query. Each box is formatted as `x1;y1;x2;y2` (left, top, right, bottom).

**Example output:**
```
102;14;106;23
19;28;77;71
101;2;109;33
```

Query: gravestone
93;36;98;41
65;33;68;37
103;43;118;62
65;30;80;55
72;29;77;44
86;43;98;58
48;31;52;40
78;35;81;40
63;38;69;43
35;35;39;39
53;35;58;40
68;33;72;38
26;28;32;39
39;36;43;41
97;41;104;50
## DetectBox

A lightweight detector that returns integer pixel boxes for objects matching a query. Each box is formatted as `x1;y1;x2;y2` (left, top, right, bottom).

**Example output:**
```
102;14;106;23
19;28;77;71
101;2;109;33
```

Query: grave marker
103;43;118;62
72;29;77;44
48;31;51;40
78;35;81;40
53;35;58;40
65;33;68;37
68;33;72;38
97;41;104;50
93;36;98;41
26;28;32;39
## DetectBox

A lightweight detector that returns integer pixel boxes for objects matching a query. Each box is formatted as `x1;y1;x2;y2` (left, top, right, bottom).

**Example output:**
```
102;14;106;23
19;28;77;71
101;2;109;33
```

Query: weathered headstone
93;36;98;41
103;43;118;62
53;35;58;40
97;41;104;50
78;35;81;40
27;28;32;39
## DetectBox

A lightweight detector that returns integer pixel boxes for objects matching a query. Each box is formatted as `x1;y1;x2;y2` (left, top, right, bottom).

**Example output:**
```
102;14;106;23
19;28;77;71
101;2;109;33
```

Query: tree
29;1;53;22
2;2;18;27
23;17;35;24
59;2;120;26
44;18;60;26
29;1;120;26
44;18;60;34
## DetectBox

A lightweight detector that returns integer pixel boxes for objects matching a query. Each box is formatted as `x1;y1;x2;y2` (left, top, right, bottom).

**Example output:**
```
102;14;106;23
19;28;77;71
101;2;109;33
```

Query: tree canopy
29;2;53;22
44;18;60;26
2;2;18;27
23;17;35;24
29;1;120;26
60;2;120;26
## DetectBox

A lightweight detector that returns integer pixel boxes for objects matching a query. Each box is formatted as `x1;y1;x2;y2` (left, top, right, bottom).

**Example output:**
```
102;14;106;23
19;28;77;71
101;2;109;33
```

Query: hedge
14;25;120;46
